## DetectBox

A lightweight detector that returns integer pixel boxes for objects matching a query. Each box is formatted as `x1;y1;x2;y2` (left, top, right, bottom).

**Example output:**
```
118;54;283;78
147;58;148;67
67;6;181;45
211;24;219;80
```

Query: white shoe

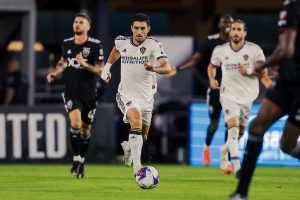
121;141;132;167
229;193;247;200
220;144;229;170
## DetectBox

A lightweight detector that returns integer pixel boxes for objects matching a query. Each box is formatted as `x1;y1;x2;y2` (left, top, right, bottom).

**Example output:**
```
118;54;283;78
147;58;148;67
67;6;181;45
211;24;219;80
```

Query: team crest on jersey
67;100;73;110
126;101;132;106
140;47;146;54
82;47;90;57
243;54;249;61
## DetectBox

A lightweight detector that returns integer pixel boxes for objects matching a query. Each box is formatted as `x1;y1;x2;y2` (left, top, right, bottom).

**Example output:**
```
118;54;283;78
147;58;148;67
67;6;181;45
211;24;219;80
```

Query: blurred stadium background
0;0;299;174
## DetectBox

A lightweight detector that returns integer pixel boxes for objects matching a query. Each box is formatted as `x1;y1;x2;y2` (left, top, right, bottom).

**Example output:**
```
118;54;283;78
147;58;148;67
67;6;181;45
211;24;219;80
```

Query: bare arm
145;57;171;74
100;47;121;82
46;57;67;83
256;28;297;71
167;52;202;77
3;88;14;105
207;63;220;89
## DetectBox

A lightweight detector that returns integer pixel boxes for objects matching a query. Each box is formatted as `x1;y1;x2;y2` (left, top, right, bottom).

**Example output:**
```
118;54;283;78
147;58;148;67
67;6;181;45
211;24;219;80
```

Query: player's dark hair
233;19;247;31
220;13;233;21
131;13;150;26
76;12;91;25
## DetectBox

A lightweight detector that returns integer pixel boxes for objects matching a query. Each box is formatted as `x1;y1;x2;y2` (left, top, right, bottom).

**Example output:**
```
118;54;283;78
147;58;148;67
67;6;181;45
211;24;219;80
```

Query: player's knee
71;121;81;129
130;117;142;129
280;139;293;155
249;118;266;134
81;126;91;137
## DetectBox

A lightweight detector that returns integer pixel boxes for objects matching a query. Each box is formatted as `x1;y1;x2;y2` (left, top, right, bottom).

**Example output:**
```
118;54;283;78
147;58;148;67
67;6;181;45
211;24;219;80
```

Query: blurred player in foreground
231;1;300;199
101;13;171;176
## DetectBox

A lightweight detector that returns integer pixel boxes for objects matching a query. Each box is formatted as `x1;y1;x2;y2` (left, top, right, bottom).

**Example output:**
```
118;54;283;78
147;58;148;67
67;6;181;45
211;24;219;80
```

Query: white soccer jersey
115;35;168;104
210;41;266;104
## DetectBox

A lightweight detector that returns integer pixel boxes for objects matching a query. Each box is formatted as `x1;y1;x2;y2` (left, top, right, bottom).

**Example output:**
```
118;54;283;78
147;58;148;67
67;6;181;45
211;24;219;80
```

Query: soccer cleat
76;163;85;179
133;166;144;177
203;146;211;167
234;169;241;179
121;141;133;167
70;161;80;176
229;193;248;200
222;163;234;174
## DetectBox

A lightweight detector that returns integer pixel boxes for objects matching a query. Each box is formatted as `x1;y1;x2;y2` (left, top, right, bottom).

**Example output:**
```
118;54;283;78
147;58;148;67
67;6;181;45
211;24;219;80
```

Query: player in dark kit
46;13;104;179
168;14;234;169
230;1;300;199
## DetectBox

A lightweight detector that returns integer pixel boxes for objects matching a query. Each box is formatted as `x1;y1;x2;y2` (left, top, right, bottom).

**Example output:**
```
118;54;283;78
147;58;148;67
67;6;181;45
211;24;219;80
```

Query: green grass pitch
0;164;299;200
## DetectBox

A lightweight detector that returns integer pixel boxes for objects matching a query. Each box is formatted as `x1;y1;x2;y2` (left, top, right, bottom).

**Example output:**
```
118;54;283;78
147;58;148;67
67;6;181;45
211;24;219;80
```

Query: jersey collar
130;36;146;47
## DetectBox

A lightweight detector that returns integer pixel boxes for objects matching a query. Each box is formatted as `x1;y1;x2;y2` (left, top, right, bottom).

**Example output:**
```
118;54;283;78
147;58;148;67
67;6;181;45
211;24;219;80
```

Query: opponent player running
231;1;300;199
47;13;104;179
101;13;171;175
167;14;234;168
208;19;269;178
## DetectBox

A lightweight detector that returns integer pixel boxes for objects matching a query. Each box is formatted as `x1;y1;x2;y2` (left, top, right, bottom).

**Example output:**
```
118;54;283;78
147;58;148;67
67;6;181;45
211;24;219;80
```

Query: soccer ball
135;166;159;189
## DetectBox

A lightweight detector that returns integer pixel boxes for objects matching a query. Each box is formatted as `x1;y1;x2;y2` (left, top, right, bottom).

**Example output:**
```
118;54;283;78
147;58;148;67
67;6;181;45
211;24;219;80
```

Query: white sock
129;134;143;170
226;127;240;172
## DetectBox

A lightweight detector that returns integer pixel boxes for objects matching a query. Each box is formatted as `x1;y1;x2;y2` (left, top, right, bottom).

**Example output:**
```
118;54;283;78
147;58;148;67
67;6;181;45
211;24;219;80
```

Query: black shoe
76;163;85;179
70;161;80;175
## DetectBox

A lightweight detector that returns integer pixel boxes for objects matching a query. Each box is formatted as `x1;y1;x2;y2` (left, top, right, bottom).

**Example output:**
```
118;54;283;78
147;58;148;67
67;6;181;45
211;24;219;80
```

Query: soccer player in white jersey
101;13;171;175
207;19;270;178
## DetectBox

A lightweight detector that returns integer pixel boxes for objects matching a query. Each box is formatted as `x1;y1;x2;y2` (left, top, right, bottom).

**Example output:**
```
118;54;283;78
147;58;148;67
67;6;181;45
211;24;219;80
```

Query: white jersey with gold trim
115;35;168;104
210;41;266;104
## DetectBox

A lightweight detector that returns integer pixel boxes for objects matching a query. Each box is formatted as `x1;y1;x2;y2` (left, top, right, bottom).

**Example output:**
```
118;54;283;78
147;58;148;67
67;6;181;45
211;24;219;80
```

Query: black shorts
265;80;300;127
62;92;98;124
207;88;222;120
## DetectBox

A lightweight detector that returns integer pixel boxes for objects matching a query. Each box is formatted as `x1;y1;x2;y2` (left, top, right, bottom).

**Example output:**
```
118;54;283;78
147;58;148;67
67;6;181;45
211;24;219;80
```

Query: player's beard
74;31;84;36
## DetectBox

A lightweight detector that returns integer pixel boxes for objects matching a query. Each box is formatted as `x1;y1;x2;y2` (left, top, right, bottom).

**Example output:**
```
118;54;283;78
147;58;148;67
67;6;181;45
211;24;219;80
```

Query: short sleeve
254;46;266;63
94;42;104;64
115;35;127;52
152;40;168;60
210;46;222;67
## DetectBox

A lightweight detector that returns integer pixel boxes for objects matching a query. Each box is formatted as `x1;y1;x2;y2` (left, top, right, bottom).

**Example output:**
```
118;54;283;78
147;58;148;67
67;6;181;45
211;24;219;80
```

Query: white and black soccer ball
135;166;159;189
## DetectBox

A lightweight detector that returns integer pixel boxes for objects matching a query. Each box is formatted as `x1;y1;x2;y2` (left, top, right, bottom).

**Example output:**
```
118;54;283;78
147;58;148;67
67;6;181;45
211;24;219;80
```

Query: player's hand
46;73;55;83
76;53;88;67
209;79;220;90
165;66;177;77
100;71;111;83
261;76;273;88
144;62;155;72
237;63;247;74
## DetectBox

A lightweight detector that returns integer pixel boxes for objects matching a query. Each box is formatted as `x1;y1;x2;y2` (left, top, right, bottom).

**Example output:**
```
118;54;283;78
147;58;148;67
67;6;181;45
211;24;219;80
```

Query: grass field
0;164;299;200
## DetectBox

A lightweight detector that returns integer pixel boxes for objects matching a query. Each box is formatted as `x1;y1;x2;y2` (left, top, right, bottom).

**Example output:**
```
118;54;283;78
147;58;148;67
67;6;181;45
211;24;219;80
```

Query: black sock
141;139;151;164
80;135;91;160
205;125;216;146
236;132;264;196
290;142;300;159
70;127;81;157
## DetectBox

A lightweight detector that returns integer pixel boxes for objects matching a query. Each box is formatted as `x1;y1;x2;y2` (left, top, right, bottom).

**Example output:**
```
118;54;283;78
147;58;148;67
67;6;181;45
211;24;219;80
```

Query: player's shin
128;130;143;171
70;127;81;160
226;127;240;173
235;131;263;196
80;134;91;162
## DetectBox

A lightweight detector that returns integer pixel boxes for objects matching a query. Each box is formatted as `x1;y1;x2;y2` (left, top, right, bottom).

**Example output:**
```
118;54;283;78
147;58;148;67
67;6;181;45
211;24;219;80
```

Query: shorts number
88;109;96;122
